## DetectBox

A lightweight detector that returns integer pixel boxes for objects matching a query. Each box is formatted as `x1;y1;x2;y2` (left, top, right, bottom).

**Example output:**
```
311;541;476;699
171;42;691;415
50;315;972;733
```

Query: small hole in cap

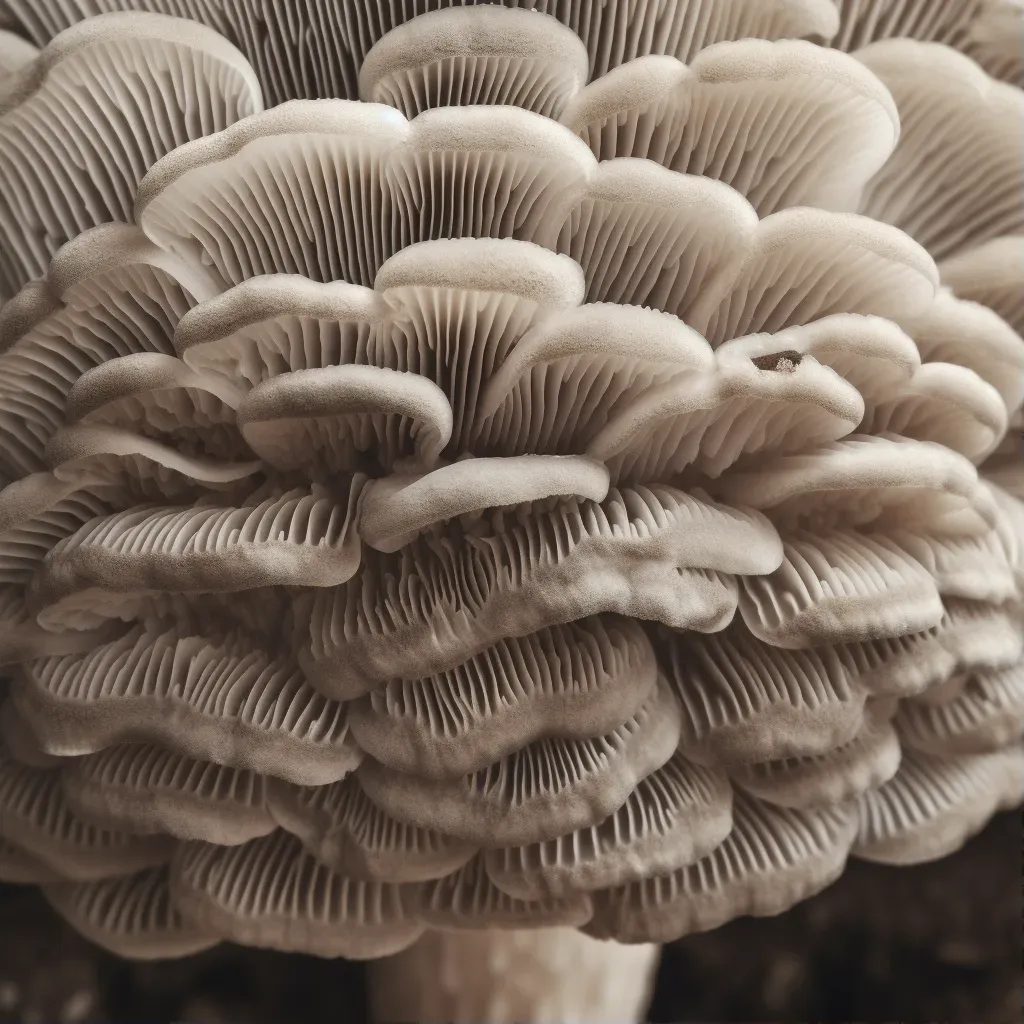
752;350;802;373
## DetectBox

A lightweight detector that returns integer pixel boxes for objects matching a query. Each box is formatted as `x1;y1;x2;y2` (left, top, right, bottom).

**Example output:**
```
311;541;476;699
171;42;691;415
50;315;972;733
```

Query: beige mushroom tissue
0;0;1021;1020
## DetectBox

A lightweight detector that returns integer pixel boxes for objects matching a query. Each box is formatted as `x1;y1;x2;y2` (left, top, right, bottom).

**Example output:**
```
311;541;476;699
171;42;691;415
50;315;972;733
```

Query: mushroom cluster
0;0;1021;1019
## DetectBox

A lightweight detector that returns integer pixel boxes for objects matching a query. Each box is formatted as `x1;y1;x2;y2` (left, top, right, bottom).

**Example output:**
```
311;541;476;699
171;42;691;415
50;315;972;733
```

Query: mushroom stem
368;927;660;1023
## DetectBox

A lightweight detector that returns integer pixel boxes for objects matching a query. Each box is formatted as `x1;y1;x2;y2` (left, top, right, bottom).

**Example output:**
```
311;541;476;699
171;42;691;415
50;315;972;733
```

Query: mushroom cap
0;12;261;295
0;745;175;881
484;750;733;900
45;867;218;959
564;39;898;218
856;40;1024;262
358;675;683;847
584;791;858;943
61;743;276;845
358;6;590;120
831;0;1024;86
170;830;425;959
16;626;363;785
348;616;659;779
0;0;1022;961
729;699;902;809
0;0;842;103
853;745;1024;864
301;485;778;697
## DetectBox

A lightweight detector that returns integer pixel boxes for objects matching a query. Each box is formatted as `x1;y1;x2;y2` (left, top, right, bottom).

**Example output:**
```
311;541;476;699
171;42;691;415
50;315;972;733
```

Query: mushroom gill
0;3;1021;1022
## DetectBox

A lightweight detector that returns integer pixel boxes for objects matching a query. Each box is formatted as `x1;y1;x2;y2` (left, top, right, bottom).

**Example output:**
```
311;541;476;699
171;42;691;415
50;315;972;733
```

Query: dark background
0;811;1019;1023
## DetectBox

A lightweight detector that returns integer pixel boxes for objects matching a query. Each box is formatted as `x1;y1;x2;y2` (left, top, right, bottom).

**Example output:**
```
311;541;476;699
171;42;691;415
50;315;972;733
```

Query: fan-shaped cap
0;584;110;666
136;101;596;289
0;470;92;541
696;208;939;346
360;456;610;553
136;99;412;288
856;40;1024;262
718;314;922;411
44;424;263;504
889;528;1019;605
0;225;217;479
898;291;1024;415
374;238;586;450
25;219;219;308
0;0;841;103
303;487;778;696
171;830;424;959
349;617;657;779
61;743;275;845
938;598;1024;675
715;434;992;536
729;699;901;808
859;362;1008;464
0;482;144;611
44;867;217;959
588;333;865;482
836;628;956;699
832;0;1024;85
390;102;596;246
357;676;682;848
64;352;245;460
555;159;758;314
375;234;585;309
667;623;868;763
854;745;1024;864
739;529;944;648
562;40;897;217
266;775;476;884
0;237;181;393
484;750;733;900
896;662;1024;756
0;11;261;294
476;298;715;456
0;746;175;880
359;7;589;119
28;482;365;629
585;792;857;943
174;275;388;385
237;366;453;475
15;626;363;785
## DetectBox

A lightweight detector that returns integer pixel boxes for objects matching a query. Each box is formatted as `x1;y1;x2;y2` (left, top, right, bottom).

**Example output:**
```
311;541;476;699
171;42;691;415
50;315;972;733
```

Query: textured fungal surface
0;0;1021;962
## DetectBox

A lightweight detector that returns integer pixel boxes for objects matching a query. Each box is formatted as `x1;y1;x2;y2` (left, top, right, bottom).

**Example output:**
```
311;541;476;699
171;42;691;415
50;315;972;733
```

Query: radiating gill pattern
0;0;1021;958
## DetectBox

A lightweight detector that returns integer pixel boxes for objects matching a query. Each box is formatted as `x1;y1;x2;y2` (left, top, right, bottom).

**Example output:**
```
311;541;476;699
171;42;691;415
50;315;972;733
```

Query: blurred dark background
0;811;1019;1023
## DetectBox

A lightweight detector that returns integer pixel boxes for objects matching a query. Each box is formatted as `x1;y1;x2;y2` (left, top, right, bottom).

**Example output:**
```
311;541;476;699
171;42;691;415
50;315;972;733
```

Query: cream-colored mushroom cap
0;0;1021;980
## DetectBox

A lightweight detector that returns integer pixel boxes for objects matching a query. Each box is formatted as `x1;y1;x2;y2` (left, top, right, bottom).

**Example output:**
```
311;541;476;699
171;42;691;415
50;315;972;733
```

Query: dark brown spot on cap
752;351;803;372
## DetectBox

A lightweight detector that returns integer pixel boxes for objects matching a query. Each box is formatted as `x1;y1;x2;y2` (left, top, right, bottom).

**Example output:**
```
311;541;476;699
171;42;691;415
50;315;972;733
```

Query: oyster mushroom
0;3;1021;1023
0;12;261;297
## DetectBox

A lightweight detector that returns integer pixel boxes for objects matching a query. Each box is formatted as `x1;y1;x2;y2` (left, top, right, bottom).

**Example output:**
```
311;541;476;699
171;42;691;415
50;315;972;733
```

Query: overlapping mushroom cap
0;0;1022;960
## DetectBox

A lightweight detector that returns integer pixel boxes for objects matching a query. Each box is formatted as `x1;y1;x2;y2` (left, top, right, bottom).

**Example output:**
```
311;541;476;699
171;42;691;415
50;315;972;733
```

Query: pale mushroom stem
368;927;661;1024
